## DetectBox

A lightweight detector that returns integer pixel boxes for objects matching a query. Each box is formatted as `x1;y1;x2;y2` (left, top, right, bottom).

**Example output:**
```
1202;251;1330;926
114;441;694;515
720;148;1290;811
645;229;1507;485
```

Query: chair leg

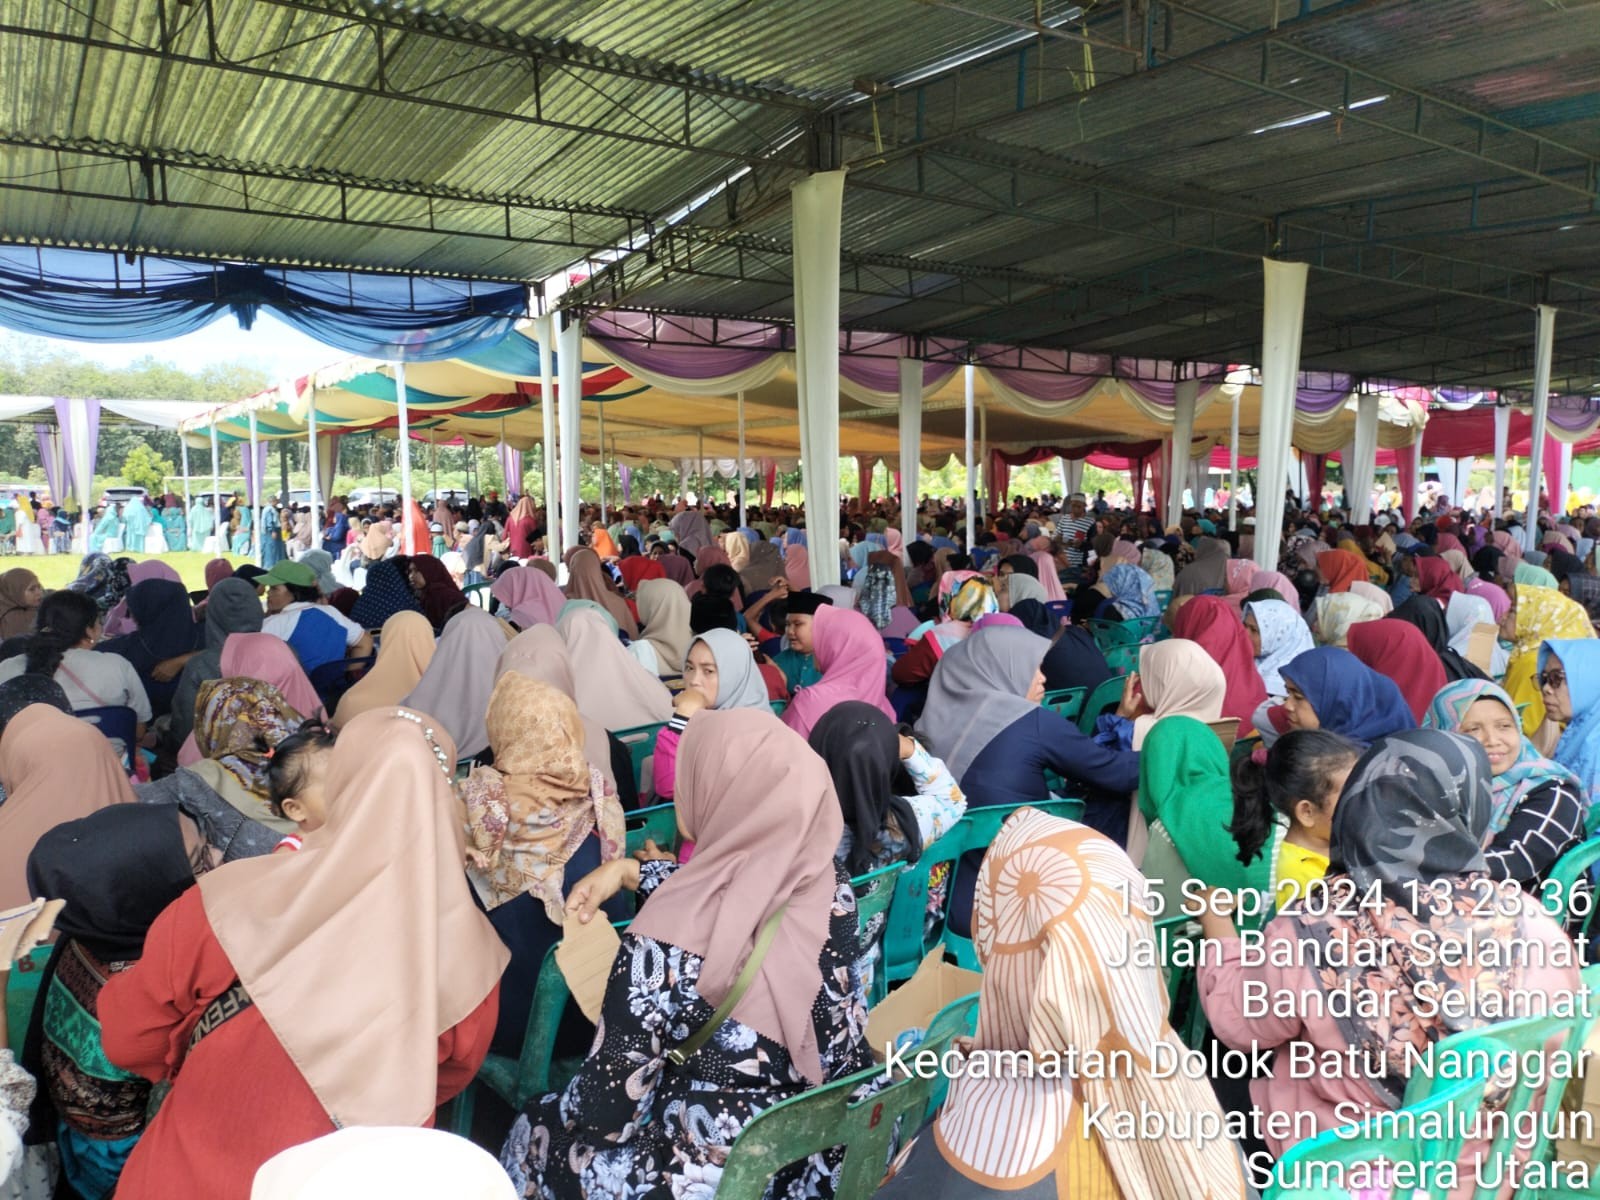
439;1083;478;1138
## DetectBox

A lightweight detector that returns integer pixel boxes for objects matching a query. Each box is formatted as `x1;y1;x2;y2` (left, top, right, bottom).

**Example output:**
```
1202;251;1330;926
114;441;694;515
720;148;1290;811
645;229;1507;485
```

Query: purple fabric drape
589;311;785;381
55;396;100;513
497;444;523;499
838;355;957;393
619;464;632;504
35;425;66;503
240;441;269;506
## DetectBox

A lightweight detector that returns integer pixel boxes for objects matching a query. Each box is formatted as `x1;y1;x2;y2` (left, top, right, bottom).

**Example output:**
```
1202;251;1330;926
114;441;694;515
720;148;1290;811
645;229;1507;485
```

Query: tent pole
306;399;321;558
1228;389;1241;529
180;437;191;510
697;430;705;505
537;315;558;544
248;410;261;564
396;361;414;555
209;420;223;552
737;390;747;529
376;433;383;498
598;402;608;524
963;363;976;548
431;440;439;499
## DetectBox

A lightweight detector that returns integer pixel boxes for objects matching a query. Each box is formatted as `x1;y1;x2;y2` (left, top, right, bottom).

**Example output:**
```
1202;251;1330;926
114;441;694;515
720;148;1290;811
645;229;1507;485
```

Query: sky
31;312;342;376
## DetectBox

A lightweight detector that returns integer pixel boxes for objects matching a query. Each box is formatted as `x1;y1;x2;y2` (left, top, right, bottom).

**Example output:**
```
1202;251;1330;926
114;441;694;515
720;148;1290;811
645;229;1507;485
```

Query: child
267;723;338;852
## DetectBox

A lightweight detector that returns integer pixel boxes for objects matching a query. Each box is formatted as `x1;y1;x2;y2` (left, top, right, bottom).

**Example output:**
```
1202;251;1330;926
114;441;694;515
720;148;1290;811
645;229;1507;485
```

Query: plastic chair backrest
1206;717;1240;753
715;994;978;1200
1102;643;1141;676
1263;1073;1488;1200
1154;589;1173;612
1041;687;1086;724
850;862;905;934
1078;676;1127;733
1542;835;1600;939
1085;618;1139;649
614;721;667;795
1044;600;1072;626
464;580;493;610
73;705;138;770
7;945;51;1058
625;803;679;858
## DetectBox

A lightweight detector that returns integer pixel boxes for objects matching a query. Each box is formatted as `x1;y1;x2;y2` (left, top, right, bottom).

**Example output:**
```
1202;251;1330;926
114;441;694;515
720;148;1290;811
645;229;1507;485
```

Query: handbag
665;903;788;1069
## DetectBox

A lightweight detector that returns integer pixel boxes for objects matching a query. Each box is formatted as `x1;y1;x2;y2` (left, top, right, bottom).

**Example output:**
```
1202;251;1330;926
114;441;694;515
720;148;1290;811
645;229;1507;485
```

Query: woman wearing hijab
488;566;564;630
740;538;786;598
1345;618;1448;723
66;553;130;614
627;578;692;677
780;605;894;739
1502;583;1594;737
0;569;40;640
0;703;136;909
21;805;202;1200
1385;593;1484;683
616;548;665;594
1170;595;1267;726
557;606;672;733
919;625;1139;859
460;675;626;1055
100;709;505;1198
1198;731;1577;1160
1425;679;1588;890
98;578;202;713
1310;590;1383;648
1000;572;1053;637
1174;535;1230;594
400;606;513;763
1041;623;1115;697
503;709;872;1200
1415;554;1466;603
407;554;468;632
1100;562;1159;620
720;529;751;576
651;628;774;802
349;559;424;630
170;577;267;745
1095;638;1227;756
103;559;183;639
1446;591;1508;677
890;576;997;688
332;611;435;729
1314;547;1366;594
562;547;639;638
1242;597;1315;697
1277;646;1414;745
1140;543;1176;593
879;809;1246;1200
667;510;714;556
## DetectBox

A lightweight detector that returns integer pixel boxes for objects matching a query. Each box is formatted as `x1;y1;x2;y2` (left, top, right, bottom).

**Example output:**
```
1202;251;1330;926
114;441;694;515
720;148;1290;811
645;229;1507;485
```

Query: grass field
24;552;253;594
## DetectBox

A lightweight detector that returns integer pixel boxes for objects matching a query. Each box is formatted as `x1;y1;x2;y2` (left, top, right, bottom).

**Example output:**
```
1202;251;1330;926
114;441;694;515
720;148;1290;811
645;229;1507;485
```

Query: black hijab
1008;597;1053;638
808;701;921;877
1389;595;1485;682
1001;554;1038;579
0;675;70;735
1040;625;1113;696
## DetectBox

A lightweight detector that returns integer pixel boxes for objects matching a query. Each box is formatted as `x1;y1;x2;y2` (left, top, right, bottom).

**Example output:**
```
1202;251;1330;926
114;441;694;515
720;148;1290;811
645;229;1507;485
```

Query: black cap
784;590;834;616
233;564;269;585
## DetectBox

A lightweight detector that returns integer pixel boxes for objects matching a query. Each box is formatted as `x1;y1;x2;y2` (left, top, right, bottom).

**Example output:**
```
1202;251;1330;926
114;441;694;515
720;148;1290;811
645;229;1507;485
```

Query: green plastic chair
1263;1072;1488;1199
1041;686;1086;724
715;994;979;1200
1154;589;1173;612
1102;643;1141;676
6;945;51;1058
1077;675;1127;733
850;862;907;1005
464;580;494;610
624;803;679;858
613;721;668;796
769;699;787;716
1541;834;1600;941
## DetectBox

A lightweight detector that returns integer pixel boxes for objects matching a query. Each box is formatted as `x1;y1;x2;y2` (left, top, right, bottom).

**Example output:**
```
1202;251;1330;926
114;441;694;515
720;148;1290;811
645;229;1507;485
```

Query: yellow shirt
1275;842;1329;911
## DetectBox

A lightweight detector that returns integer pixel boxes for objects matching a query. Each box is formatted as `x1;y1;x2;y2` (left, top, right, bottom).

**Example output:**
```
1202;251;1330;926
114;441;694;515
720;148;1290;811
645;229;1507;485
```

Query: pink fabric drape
1396;446;1418;522
1305;454;1327;510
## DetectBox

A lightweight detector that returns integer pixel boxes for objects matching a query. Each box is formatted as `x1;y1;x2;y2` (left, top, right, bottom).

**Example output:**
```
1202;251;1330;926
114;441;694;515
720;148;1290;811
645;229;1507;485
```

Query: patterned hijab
1425;679;1585;837
919;808;1246;1198
194;678;305;799
1103;563;1158;619
1284;731;1523;1107
350;559;424;630
1246;598;1314;695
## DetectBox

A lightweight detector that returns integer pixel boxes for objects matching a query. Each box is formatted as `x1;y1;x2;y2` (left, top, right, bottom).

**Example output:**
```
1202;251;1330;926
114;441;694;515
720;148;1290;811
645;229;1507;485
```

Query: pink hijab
103;559;183;638
785;545;811;590
779;606;894;739
1251;569;1300;608
490;566;564;629
1031;553;1066;603
205;558;235;589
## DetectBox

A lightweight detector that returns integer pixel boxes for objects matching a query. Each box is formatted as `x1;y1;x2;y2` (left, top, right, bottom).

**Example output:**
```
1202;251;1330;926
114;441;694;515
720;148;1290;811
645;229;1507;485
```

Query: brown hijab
495;624;617;788
0;568;38;639
628;708;843;1084
563;547;639;638
0;704;136;909
197;708;508;1127
333;611;436;728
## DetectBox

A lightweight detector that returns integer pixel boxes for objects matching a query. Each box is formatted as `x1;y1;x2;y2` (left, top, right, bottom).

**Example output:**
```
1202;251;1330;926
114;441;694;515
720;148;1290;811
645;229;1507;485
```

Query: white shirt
0;648;152;722
263;602;366;648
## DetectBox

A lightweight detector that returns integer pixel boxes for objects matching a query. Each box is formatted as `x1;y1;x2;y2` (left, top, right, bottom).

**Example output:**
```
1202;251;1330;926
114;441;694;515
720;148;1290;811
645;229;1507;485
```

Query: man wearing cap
1052;493;1095;579
258;561;372;674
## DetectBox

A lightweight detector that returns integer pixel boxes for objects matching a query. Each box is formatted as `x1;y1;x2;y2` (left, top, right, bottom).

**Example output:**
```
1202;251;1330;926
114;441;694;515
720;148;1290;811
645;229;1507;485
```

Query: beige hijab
721;531;751;572
0;704;136;909
495;625;617;788
461;675;625;917
198;708;508;1128
333;611;436;728
1131;638;1226;750
636;578;693;675
557;607;672;731
562;547;638;638
628;708;842;1084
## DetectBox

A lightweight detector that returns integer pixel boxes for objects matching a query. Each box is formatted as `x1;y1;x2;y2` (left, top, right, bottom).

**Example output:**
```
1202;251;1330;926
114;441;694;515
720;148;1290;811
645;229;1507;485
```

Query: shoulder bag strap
666;902;789;1068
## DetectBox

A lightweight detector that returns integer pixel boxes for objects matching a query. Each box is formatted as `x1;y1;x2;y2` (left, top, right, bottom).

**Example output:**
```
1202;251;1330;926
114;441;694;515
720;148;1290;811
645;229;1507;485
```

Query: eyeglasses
1539;670;1568;691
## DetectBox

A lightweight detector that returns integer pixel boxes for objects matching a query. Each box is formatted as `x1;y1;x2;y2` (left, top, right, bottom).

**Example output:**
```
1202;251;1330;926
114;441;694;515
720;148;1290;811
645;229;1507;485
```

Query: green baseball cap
256;561;318;589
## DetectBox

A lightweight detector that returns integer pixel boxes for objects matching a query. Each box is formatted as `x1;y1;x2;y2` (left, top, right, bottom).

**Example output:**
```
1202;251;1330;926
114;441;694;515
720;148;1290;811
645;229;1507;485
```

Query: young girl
1228;729;1361;910
267;723;338;852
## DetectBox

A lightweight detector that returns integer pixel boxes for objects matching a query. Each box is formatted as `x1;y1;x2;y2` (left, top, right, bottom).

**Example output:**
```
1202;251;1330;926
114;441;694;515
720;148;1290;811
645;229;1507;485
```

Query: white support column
1525;304;1557;550
1252;259;1310;570
897;359;922;553
598;403;608;525
1348;392;1380;523
248;410;261;562
1228;389;1242;530
396;361;415;555
180;436;191;509
305;400;321;557
736;390;748;529
536;314;559;539
792;169;846;587
696;431;705;505
1555;439;1574;518
1064;457;1084;496
978;400;989;523
1493;405;1510;520
963;364;977;545
1056;456;1069;498
209;420;223;554
558;315;583;552
1167;378;1198;527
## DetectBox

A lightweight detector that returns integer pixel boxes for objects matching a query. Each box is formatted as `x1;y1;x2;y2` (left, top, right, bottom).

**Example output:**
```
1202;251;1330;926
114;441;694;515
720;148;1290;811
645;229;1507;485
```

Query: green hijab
1514;561;1558;589
1138;715;1270;894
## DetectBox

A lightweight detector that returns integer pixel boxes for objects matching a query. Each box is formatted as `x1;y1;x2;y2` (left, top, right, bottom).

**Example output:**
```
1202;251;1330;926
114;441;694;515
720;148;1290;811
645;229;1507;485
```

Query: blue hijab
1544;638;1600;801
1103;563;1157;619
1280;646;1414;745
350;559;423;630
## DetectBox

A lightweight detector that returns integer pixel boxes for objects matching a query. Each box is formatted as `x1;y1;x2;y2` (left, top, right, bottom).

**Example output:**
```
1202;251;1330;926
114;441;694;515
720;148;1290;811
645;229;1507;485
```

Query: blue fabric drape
0;247;526;361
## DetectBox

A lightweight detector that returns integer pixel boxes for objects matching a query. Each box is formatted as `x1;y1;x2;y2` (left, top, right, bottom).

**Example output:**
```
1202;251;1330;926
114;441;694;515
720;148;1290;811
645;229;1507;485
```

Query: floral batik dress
500;860;874;1200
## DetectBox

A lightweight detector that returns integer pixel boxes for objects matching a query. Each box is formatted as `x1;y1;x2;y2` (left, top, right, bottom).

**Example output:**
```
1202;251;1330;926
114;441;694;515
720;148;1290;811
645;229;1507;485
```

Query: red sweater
100;887;498;1200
